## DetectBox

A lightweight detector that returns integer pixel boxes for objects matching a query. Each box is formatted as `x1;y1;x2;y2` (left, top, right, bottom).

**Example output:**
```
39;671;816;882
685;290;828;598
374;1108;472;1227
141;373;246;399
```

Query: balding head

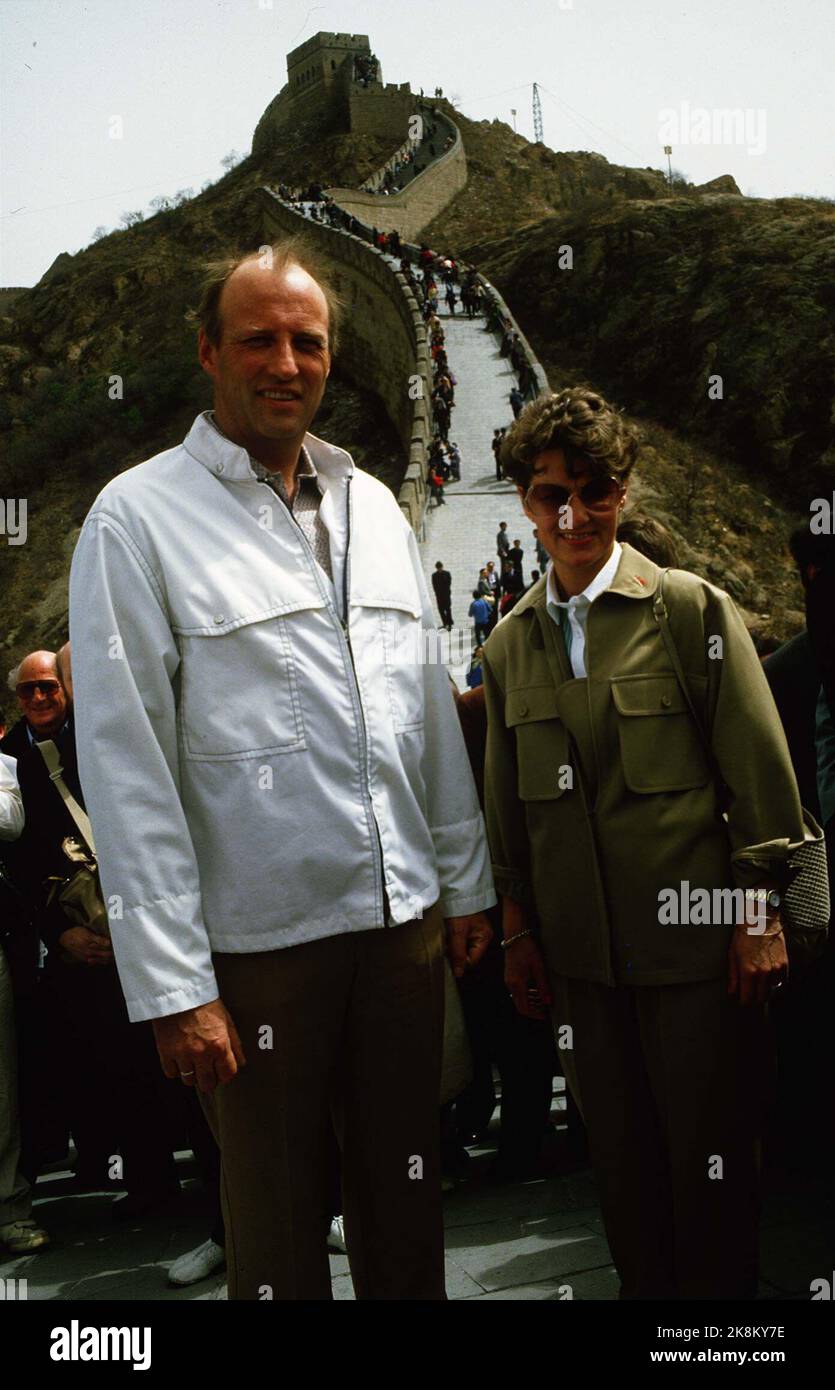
197;252;333;474
11;650;68;738
194;238;344;353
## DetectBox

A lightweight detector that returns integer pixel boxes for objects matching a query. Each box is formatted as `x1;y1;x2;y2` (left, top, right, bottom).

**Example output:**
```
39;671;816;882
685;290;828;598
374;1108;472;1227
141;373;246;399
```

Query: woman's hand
504;935;553;1019
727;918;788;1005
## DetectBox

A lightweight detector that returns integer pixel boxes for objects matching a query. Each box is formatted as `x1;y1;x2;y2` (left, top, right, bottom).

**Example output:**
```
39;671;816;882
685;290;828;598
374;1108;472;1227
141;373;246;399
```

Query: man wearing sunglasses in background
0;650;69;1253
0;649;180;1225
481;387;805;1299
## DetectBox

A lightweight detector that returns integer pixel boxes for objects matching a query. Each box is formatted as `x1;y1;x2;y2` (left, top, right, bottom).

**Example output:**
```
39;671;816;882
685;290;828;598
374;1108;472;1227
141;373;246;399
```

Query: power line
536;83;646;162
458;82;531;107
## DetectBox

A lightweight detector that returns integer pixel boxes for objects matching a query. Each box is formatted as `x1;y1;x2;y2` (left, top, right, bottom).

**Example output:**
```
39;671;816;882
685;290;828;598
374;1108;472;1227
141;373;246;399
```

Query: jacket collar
182;411;355;489
510;542;662;619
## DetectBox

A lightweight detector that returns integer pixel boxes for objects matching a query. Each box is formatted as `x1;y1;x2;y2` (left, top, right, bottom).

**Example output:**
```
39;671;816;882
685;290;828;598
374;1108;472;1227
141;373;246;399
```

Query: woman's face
518;447;625;597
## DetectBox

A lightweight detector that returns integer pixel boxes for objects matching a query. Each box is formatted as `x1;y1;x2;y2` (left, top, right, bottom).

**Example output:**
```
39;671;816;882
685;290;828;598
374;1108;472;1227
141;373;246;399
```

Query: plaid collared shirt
204;413;333;582
250;447;333;583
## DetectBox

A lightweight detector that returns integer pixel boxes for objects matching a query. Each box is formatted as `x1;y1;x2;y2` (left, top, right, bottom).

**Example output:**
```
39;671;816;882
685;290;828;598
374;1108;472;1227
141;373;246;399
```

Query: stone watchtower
286;32;381;99
252;32;412;156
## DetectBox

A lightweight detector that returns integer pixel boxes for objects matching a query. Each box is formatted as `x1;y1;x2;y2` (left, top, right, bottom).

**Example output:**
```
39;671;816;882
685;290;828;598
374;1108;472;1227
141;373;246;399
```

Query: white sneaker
327;1216;347;1253
167;1237;226;1286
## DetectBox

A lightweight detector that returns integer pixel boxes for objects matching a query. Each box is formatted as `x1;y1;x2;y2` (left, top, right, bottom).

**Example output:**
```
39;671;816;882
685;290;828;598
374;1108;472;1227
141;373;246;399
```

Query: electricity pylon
532;82;543;143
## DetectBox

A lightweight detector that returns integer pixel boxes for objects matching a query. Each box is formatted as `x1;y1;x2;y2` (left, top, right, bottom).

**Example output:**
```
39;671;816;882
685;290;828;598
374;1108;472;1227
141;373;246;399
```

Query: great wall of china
255;31;549;535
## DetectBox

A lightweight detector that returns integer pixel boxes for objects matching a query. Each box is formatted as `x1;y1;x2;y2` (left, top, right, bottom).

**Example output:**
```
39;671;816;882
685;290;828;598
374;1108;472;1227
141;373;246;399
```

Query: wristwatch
744;888;781;910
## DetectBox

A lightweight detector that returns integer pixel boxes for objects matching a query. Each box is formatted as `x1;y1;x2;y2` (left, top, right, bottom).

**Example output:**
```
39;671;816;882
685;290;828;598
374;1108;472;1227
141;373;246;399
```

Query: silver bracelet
500;928;533;950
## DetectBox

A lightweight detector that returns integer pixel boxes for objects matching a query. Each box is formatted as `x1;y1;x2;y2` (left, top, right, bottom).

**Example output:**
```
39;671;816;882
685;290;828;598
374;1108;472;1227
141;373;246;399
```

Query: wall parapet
474;276;551;400
326;103;466;243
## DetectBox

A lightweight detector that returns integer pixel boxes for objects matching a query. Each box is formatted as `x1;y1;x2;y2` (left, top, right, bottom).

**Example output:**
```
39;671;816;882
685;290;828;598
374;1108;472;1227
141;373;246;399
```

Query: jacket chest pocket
375;606;425;734
177;612;307;761
611;675;710;793
506;685;572;802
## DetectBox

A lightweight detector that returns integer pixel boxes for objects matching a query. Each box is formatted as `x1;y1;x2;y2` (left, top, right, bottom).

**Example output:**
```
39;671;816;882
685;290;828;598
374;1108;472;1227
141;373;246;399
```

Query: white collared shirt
545;542;623;678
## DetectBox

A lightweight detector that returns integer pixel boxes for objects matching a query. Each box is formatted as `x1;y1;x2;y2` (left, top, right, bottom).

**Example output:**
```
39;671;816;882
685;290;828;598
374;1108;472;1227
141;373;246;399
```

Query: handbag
36;739;110;940
653;571;829;963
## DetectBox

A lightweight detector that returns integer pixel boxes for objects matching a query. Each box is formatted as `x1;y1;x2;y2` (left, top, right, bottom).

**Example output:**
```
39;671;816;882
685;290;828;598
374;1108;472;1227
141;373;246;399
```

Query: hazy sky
2;0;833;286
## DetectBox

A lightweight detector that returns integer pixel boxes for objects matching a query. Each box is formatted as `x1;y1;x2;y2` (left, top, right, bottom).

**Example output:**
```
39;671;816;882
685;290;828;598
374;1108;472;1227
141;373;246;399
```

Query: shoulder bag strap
35;740;96;856
651;570;728;802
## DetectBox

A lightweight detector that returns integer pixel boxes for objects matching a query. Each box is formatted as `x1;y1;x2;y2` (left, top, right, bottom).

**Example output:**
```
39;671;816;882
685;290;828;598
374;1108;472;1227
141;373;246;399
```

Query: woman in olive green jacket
482;387;805;1300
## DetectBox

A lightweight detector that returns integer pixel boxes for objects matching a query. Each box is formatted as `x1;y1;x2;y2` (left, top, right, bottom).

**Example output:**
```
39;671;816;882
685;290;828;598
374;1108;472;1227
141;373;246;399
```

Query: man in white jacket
69;239;495;1300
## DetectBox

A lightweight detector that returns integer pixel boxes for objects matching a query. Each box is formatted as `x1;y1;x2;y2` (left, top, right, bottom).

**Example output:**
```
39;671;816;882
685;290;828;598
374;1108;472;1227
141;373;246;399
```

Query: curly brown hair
499;386;640;489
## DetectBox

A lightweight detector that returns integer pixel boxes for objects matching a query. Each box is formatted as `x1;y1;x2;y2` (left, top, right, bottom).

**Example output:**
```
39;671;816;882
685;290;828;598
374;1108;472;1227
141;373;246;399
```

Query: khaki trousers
200;905;446;1300
551;974;768;1300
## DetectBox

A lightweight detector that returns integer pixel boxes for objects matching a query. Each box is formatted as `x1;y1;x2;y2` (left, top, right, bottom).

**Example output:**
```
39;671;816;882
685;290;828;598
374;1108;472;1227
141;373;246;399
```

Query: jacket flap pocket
172;590;327;637
505;686;571;801
352;594;423;619
351;569;423;619
505;685;561;727
612;675;709;792
611;675;690;717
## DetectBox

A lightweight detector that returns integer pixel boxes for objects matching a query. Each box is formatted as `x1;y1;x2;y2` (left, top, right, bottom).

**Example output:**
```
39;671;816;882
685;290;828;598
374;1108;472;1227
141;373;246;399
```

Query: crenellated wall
326;107;467;243
260;188;433;530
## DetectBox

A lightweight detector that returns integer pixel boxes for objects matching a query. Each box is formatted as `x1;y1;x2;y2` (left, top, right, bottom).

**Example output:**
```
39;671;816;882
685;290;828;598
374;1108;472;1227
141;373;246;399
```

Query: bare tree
119;209;144;228
220;151;241;172
149;195;174;214
90;225;109;242
172;188;194;207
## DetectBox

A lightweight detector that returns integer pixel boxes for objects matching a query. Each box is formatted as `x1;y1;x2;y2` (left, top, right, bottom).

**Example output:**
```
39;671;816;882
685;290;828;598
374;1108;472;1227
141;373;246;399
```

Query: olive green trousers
551;974;768;1300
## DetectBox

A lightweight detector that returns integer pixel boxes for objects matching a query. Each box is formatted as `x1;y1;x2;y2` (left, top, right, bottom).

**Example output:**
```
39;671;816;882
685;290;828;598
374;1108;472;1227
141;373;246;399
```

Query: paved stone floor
2;1083;830;1302
376;273;541;690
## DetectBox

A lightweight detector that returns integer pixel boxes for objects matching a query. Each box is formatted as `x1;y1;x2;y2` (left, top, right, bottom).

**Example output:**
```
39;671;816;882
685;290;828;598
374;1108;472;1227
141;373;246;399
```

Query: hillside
465;195;834;502
1;72;829;662
0;106;408;662
421;109;669;248
416;128;833;639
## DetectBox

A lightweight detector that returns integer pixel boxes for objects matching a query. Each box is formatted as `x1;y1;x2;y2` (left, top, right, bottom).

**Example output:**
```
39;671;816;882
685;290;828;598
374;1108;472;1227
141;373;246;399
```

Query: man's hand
504;935;553;1020
152;999;246;1094
58;925;114;967
727;918;788;1005
445;913;493;977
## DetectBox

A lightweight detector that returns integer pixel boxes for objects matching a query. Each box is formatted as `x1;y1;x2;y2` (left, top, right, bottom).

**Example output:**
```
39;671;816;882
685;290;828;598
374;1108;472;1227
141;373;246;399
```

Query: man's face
198;261;331;462
16;653;68;738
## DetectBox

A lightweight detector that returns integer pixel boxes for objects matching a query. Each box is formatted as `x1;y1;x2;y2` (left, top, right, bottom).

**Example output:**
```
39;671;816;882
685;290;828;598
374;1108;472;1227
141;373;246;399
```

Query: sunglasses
16;680;62;700
524;475;624;518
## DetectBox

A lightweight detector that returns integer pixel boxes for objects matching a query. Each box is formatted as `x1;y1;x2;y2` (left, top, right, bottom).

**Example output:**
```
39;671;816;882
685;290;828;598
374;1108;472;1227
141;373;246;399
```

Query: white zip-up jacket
69;413;495;1022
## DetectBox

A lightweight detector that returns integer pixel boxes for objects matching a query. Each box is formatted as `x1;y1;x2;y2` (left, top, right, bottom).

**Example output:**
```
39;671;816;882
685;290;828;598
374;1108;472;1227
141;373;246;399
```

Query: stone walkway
386;270;542;689
2;1100;829;1301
